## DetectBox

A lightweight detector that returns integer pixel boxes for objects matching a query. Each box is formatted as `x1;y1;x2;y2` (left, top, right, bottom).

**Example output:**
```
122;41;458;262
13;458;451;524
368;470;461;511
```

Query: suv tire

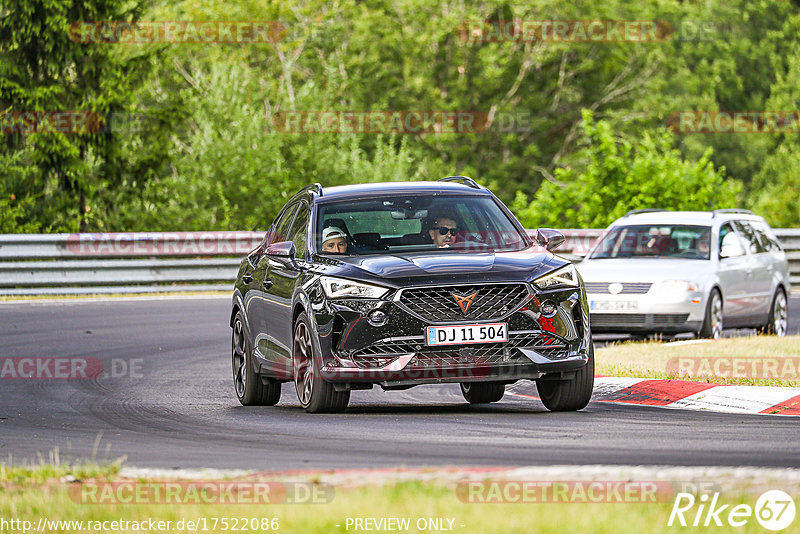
536;341;595;412
293;312;350;413
460;382;505;403
232;311;281;406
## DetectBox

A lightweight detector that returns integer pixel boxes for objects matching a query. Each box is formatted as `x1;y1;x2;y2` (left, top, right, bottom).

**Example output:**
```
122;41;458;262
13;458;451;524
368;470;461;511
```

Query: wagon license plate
426;323;508;346
590;300;639;311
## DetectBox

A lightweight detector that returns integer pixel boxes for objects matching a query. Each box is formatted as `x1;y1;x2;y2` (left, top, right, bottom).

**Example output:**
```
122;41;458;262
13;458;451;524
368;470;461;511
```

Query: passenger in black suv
321;226;348;254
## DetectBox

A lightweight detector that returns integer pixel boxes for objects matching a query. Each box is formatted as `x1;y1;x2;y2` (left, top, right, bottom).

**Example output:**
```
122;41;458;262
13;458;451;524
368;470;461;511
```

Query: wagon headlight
319;276;390;299
533;264;579;290
652;279;699;293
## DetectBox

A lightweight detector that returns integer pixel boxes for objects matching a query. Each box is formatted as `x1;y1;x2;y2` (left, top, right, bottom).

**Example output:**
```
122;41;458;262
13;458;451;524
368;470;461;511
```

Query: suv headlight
319;276;390;299
533;264;579;290
652;280;699;293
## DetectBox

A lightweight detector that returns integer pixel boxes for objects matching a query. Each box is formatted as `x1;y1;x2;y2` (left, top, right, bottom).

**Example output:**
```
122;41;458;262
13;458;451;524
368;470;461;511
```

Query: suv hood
315;248;559;285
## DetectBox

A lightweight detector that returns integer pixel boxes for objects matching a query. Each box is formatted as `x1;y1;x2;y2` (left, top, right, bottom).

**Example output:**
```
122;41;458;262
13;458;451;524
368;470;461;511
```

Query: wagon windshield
315;195;527;255
589;225;712;259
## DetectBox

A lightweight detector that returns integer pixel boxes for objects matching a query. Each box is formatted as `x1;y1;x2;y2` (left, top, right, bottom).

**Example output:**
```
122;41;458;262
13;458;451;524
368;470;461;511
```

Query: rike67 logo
668;490;796;531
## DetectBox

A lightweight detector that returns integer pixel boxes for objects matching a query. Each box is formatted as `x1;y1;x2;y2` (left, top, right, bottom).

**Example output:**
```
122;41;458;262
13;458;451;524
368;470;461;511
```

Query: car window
269;202;300;245
329;211;422;237
719;222;746;258
732;220;765;254
288;203;310;258
589;225;711;259
750;220;783;252
316;194;527;254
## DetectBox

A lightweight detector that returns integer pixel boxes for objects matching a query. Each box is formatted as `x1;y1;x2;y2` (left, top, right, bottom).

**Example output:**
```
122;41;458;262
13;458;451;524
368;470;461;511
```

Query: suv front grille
397;283;530;322
584;282;652;294
349;330;569;369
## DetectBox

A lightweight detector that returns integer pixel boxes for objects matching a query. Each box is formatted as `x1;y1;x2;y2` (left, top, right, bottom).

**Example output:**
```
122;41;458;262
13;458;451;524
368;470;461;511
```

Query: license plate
426;323;508;346
590;300;639;311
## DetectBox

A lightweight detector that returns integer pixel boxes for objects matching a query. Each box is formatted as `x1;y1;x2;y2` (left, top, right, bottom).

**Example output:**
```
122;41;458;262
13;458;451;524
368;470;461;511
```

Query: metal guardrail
0;229;797;295
0;232;262;296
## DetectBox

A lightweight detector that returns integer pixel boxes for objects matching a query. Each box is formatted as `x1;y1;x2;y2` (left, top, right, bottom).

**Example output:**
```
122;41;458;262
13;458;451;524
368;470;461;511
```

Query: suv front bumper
320;344;588;387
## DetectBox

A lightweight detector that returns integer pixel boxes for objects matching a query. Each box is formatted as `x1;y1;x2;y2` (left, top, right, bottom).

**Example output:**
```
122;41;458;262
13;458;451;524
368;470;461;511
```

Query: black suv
231;178;593;413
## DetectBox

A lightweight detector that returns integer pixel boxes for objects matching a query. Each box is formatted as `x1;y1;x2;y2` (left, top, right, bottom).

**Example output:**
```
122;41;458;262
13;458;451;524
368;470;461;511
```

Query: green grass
1;455;122;485
0;465;787;534
596;335;800;387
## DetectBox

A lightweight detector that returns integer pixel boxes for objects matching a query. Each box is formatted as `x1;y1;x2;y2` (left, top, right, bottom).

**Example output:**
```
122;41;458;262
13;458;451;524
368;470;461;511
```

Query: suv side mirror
265;241;295;258
535;228;566;251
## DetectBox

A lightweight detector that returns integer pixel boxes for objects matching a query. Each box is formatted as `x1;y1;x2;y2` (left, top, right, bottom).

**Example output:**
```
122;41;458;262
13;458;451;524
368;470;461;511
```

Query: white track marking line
667;385;800;414
661;339;713;347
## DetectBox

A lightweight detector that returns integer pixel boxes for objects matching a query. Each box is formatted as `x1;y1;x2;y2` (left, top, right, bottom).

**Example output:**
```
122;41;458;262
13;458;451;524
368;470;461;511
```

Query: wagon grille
396;283;530;322
584;282;652;294
589;313;690;327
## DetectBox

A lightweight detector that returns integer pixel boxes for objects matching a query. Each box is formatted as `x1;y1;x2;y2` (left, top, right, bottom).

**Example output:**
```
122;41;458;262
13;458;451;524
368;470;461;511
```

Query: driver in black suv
427;214;459;248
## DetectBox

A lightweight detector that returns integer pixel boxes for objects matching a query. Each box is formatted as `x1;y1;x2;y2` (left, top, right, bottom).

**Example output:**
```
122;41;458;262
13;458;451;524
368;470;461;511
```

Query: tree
0;0;150;232
511;110;739;228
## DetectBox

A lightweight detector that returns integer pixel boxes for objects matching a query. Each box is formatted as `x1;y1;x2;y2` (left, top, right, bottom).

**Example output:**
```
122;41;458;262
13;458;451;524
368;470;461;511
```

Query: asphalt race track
1;296;799;470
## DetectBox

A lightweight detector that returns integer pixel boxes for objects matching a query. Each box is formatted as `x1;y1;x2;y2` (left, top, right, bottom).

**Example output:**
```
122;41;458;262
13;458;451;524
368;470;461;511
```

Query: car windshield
589;224;712;259
315;195;528;255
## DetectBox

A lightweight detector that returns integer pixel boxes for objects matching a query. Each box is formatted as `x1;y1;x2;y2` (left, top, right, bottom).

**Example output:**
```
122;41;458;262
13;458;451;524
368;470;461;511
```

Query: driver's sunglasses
434;226;458;236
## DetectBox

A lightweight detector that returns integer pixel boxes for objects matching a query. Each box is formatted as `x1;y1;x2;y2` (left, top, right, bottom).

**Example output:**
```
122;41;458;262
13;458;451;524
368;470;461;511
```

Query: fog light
541;300;557;318
368;310;387;326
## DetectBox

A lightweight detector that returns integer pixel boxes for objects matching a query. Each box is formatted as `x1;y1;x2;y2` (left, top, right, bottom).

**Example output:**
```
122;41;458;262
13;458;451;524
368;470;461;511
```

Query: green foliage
511;110;739;228
750;14;800;228
97;58;424;231
1;0;798;232
0;0;151;232
751;145;800;228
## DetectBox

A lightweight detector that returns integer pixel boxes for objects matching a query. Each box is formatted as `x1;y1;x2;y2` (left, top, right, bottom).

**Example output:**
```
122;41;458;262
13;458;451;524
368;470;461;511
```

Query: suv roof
612;210;767;227
314;181;490;202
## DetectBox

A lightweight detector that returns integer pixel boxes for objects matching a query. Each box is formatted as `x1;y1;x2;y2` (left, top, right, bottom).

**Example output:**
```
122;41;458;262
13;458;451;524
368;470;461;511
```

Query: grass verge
0;464;792;534
596;335;800;387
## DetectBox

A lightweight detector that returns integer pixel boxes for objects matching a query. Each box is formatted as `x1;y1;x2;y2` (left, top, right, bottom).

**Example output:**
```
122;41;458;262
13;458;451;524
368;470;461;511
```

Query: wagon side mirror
719;233;745;259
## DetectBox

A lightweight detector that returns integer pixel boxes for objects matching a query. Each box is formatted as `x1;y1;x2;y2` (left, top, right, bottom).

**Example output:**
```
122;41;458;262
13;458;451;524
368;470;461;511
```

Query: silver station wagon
576;209;790;339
